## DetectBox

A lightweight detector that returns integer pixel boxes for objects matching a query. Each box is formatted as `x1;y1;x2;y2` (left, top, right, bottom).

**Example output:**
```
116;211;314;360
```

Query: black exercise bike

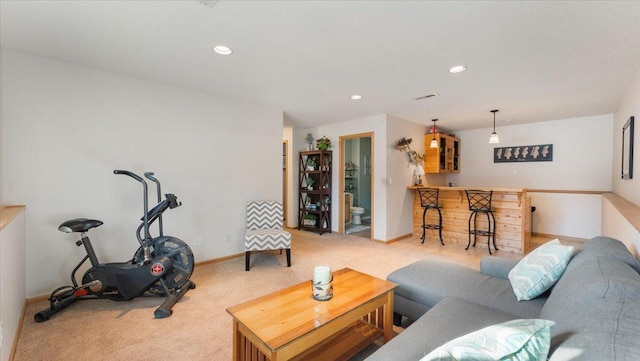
35;170;195;322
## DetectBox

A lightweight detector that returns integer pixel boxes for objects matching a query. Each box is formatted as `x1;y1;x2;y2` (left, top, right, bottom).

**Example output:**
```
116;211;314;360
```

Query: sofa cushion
549;297;640;361
480;257;520;280
388;257;546;320
508;239;574;301
540;250;640;327
579;236;640;273
364;298;520;361
421;319;554;361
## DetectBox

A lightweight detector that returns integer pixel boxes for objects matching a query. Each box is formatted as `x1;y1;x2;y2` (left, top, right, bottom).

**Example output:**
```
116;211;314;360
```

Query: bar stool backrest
465;190;493;212
417;188;440;208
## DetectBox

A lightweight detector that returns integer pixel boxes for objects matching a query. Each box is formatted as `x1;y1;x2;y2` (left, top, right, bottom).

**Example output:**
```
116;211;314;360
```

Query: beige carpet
14;230;538;361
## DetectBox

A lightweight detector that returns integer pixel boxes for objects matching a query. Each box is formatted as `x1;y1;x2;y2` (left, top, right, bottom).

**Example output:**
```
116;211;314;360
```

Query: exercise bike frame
34;170;195;322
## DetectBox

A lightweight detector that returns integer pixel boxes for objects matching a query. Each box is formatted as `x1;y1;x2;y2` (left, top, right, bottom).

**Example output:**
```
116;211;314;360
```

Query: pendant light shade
430;119;439;148
489;110;500;144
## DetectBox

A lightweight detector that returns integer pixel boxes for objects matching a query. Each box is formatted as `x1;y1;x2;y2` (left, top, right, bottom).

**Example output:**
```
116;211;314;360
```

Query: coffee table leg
384;291;394;342
232;320;241;361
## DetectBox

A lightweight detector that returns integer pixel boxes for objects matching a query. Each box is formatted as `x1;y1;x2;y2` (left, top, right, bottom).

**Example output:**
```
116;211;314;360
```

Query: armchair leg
245;251;250;271
285;249;291;267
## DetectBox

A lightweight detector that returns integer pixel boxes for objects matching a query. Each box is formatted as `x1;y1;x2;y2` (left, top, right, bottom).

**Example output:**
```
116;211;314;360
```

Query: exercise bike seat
58;218;103;233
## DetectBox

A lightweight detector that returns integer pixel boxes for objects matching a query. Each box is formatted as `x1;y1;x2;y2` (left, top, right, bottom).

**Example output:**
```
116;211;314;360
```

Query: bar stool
465;190;497;254
417;188;444;246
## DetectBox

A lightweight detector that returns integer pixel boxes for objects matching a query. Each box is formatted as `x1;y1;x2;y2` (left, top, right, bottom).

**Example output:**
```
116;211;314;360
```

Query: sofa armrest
480;257;519;279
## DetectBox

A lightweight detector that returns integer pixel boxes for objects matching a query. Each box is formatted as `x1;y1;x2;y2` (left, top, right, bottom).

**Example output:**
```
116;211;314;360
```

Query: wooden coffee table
226;268;397;361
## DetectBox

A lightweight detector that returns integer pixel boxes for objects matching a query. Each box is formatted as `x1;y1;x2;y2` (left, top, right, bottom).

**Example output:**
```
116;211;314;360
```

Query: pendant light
430;119;439;148
489;110;500;144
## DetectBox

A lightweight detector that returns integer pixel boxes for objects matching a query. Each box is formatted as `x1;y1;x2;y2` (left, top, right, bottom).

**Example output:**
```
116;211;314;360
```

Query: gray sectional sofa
366;236;640;360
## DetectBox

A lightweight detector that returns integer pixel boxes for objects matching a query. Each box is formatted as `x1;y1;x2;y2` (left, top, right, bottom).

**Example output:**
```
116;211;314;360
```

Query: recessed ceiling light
213;45;233;55
448;65;467;74
350;95;362;100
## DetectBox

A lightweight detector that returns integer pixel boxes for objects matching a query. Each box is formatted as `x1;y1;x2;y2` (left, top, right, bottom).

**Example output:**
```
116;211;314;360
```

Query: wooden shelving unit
298;150;332;234
424;133;460;174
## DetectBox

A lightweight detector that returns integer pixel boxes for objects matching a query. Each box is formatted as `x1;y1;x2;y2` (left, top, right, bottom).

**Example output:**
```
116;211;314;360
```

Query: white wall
0;210;26;361
613;65;640;205
449;115;613;190
601;198;640;257
607;63;640;253
386;115;426;240
2;51;284;297
0;47;4;206
448;114;612;237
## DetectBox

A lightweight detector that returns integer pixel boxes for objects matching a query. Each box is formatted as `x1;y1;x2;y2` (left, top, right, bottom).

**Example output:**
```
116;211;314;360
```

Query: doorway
339;133;373;238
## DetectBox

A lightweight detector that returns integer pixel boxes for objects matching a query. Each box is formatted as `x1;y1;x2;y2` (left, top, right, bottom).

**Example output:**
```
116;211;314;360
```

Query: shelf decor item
305;133;315;150
306;157;316;171
316;136;331;151
302;214;317;226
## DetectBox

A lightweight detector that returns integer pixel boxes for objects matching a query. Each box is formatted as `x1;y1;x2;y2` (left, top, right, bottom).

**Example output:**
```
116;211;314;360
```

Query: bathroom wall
344;138;372;219
358;138;372;218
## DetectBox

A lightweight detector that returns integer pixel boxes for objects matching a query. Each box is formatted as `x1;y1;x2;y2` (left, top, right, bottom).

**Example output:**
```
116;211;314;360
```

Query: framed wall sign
622;116;634;180
494;144;553;163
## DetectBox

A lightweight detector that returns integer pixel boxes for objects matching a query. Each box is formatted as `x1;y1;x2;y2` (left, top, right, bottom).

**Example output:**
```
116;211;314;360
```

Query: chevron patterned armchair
245;201;291;271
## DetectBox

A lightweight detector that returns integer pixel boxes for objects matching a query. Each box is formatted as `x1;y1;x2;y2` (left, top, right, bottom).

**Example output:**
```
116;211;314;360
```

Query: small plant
302;213;317;226
316;136;331;151
305;133;315;150
321;196;330;210
306;177;315;189
306;157;316;170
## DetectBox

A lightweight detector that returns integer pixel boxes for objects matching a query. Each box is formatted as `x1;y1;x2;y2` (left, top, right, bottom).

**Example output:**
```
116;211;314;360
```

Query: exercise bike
35;170;195;322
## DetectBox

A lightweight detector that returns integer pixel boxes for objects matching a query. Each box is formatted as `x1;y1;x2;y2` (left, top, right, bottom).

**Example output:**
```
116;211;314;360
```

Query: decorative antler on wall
395;137;423;165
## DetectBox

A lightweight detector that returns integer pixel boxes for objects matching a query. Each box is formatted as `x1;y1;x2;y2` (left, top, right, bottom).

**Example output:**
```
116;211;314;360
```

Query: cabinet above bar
408;186;531;254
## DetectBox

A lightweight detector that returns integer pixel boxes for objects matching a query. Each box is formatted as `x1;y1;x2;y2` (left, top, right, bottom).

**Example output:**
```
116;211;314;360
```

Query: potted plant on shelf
306;177;315;190
316;136;331;151
306;157;316;171
321;196;330;211
305;133;315;150
302;213;317;226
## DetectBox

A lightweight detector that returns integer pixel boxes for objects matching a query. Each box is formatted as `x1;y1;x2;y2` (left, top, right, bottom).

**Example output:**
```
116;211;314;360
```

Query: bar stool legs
465;190;497;255
466;210;497;254
421;205;444;245
417;188;444;246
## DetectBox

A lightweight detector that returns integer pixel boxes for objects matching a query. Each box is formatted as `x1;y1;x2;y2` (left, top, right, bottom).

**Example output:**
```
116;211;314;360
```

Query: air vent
197;0;218;8
414;93;438;100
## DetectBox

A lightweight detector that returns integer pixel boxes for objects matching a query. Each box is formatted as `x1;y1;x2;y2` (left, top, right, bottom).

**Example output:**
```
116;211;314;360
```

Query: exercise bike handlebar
114;169;145;183
144;172;158;182
114;170;152;260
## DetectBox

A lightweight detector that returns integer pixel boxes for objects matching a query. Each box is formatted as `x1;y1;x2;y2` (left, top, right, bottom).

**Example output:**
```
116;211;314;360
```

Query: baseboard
10;300;27;360
195;252;244;267
373;233;413;244
532;232;587;243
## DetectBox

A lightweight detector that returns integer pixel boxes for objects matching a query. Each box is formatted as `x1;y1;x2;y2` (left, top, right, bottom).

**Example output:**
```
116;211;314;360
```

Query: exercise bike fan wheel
134;236;195;296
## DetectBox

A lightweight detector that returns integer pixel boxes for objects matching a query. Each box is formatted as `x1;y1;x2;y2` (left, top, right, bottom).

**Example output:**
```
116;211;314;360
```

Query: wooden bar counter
408;186;531;254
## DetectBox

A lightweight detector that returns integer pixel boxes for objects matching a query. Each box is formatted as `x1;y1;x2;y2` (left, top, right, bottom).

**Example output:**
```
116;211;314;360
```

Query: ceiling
2;1;640;131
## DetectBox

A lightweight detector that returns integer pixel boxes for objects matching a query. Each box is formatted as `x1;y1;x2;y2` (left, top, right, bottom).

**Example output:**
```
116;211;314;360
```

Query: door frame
339;132;374;238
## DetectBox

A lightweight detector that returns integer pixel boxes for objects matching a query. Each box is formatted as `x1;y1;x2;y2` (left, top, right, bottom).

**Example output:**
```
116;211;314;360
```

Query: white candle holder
312;277;333;301
312;265;333;301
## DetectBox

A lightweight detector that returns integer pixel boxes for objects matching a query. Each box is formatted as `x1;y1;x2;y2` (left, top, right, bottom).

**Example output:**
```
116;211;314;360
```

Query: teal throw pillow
420;319;555;361
508;239;574;301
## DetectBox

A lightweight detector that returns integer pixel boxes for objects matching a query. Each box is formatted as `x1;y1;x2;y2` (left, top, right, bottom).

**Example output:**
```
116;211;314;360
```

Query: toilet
351;206;365;225
345;192;365;225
